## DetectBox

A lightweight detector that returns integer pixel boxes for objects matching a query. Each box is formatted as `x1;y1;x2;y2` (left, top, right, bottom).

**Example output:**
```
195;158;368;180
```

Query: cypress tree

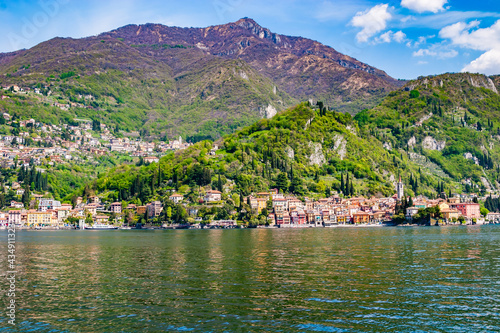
158;162;162;187
217;174;222;192
340;173;345;195
346;173;350;197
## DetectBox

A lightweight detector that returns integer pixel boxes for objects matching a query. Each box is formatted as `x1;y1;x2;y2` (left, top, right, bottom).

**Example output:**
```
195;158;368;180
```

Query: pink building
454;203;480;219
110;202;122;214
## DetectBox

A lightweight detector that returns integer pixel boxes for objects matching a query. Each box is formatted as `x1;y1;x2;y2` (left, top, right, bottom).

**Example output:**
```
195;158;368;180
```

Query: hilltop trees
17;166;48;192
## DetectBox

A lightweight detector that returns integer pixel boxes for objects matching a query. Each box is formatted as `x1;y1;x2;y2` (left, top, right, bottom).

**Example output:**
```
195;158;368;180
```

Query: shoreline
0;222;493;231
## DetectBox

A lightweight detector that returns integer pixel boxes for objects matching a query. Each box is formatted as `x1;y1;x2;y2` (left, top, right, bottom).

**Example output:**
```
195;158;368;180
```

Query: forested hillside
355;73;500;194
76;103;458;211
0;18;400;141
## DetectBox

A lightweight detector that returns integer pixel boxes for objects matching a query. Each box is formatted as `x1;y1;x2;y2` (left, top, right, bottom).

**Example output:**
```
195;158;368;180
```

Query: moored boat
85;223;118;230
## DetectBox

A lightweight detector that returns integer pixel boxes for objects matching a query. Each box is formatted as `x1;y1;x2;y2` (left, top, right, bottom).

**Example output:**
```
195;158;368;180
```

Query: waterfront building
406;207;420;220
94;215;109;223
110;202;122;214
441;209;460;222
453;203;480;219
8;209;22;227
486;212;500;222
27;210;55;227
136;205;147;215
353;212;371;224
39;198;62;211
147;201;163;218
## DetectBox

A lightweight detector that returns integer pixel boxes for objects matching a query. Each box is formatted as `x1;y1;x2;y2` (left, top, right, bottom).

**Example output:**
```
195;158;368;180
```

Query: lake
1;226;500;332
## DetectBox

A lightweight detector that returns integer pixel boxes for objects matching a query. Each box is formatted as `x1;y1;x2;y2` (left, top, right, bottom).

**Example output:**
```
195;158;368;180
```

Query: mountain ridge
0;18;400;139
100;18;399;111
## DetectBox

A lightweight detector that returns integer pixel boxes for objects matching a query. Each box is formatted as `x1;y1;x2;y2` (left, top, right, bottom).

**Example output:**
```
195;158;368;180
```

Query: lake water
1;226;500;332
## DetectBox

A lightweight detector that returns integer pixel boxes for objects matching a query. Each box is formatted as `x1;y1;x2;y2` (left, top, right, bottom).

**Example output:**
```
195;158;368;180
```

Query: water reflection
0;226;500;331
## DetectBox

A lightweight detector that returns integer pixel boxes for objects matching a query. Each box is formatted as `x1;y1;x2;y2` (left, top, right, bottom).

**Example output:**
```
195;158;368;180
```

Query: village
1;86;499;230
0;112;191;169
0;82;196;167
1;175;498;230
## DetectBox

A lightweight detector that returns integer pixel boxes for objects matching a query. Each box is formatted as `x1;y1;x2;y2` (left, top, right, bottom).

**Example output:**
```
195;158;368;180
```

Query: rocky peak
233;18;280;44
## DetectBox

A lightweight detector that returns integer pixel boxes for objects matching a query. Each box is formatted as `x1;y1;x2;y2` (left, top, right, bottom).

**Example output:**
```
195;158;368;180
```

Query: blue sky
0;0;499;79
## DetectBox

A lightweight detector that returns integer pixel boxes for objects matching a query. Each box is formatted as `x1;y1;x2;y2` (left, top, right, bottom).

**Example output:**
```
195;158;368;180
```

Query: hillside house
147;201;163;218
169;193;184;203
110;202;122;214
205;190;222;202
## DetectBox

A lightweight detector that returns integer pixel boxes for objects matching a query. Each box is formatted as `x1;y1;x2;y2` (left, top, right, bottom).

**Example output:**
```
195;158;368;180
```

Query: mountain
0;18;399;140
79;102;437;208
101;18;399;112
355;72;500;194
79;72;500;209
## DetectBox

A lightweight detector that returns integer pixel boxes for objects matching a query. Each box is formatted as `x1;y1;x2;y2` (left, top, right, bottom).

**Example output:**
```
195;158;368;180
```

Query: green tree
166;206;172;222
217;174;223;192
340;172;345;195
275;172;289;192
232;193;240;209
480;206;489;217
21;185;31;208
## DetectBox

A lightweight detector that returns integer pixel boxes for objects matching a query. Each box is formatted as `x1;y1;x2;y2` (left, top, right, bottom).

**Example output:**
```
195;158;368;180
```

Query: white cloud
393;30;406;42
351;4;392;43
394;11;500;30
439;19;500;75
412;46;457;59
377;31;392;43
462;49;500;75
401;15;415;23
401;0;447;14
439;49;459;58
413;49;436;56
439;20;500;51
375;30;406;43
417;60;428;65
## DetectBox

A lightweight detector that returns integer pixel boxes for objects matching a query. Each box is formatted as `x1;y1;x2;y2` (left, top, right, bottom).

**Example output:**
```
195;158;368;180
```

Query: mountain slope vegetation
76;103;454;208
0;18;399;140
355;72;500;194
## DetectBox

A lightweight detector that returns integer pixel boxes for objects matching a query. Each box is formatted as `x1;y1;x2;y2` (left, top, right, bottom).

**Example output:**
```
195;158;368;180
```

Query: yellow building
257;198;267;213
255;192;271;200
27;210;56;227
441;209;460;222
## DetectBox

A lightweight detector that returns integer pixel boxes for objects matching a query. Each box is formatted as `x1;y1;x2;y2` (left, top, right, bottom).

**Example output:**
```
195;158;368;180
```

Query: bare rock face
259;104;277;119
468;75;498;94
383;141;392;150
463;152;479;165
332;134;347;160
407;136;416;148
309;142;326;165
285;146;295;160
346;125;357;136
422;136;445;151
481;177;493;192
239;71;249;80
304;116;314;130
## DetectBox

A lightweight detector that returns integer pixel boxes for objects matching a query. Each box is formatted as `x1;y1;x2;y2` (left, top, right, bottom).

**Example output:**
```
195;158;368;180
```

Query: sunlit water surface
1;226;500;332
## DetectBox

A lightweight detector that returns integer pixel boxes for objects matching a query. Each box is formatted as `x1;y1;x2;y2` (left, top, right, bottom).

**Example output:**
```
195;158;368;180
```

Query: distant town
1;85;498;230
1;176;497;230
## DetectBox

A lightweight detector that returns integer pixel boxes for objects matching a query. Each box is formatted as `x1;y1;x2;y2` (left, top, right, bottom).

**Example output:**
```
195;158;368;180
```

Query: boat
84;223;118;230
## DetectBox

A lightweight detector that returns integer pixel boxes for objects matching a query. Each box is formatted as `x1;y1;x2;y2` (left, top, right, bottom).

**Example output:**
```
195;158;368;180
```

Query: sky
0;0;499;79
